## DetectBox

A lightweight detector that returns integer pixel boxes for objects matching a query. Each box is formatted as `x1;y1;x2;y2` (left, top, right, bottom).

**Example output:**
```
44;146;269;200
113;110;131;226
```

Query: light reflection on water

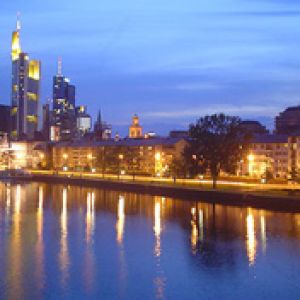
0;182;300;299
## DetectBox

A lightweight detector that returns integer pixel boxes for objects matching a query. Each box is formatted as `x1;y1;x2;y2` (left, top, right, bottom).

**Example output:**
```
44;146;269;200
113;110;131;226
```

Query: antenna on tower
16;11;21;31
57;57;62;75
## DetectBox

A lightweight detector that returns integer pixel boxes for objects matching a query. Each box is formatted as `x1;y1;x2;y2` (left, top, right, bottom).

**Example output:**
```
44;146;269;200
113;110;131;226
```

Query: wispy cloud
144;104;281;119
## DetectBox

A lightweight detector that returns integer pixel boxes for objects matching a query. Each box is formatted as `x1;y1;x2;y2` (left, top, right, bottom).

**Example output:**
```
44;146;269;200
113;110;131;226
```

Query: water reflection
153;197;166;300
84;191;95;292
60;187;69;288
86;192;95;243
199;209;204;242
246;209;257;266
116;195;125;244
116;195;127;297
260;213;267;254
7;184;23;299
35;185;45;293
0;183;300;299
191;207;198;253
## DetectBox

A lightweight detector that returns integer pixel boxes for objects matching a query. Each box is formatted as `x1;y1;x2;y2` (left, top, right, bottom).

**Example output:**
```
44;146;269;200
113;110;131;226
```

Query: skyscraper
52;58;76;141
11;14;41;140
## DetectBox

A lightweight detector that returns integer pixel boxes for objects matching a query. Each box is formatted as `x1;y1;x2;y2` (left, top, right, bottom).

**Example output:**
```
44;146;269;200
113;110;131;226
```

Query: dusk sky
1;0;300;135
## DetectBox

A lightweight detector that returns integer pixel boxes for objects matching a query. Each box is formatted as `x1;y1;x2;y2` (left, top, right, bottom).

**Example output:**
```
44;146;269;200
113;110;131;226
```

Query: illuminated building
129;115;142;138
75;106;91;137
242;134;289;179
0;136;46;170
52;58;76;141
52;137;187;175
11;15;41;140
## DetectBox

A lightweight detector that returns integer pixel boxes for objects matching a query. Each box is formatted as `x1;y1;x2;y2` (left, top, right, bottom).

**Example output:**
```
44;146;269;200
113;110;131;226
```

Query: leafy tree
169;158;186;182
186;113;250;189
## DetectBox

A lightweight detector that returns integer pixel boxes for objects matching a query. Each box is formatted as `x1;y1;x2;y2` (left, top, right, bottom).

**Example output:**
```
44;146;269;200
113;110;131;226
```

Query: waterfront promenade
25;170;300;212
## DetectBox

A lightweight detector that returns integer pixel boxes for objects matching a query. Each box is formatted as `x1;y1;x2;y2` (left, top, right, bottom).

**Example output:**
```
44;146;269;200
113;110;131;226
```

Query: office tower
52;58;76;141
11;15;41;140
75;106;91;137
42;103;51;140
275;106;300;135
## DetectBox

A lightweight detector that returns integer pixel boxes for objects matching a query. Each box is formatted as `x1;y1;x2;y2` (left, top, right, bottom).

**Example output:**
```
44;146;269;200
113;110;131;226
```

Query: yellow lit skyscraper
11;14;41;140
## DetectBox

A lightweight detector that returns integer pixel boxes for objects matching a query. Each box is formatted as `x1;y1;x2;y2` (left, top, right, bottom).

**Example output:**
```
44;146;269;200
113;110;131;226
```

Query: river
0;182;299;299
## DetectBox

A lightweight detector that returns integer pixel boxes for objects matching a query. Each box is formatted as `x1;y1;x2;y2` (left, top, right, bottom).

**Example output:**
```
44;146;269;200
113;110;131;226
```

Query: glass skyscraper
52;59;76;141
11;17;40;140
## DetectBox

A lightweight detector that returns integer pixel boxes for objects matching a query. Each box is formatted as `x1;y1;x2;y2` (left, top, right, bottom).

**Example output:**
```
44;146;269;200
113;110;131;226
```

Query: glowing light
246;209;257;266
28;60;40;80
248;154;255;162
154;199;162;257
12;31;21;61
155;152;161;161
63;153;68;160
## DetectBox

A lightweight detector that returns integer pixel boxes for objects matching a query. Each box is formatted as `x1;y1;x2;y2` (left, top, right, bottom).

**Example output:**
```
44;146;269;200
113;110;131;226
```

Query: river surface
0;182;300;299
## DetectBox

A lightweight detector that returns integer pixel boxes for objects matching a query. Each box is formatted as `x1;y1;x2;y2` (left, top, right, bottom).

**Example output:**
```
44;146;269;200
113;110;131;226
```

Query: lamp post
87;153;94;172
63;153;68;171
118;154;124;180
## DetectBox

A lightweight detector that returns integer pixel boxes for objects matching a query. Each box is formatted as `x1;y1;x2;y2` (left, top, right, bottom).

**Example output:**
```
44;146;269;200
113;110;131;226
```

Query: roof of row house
53;137;186;148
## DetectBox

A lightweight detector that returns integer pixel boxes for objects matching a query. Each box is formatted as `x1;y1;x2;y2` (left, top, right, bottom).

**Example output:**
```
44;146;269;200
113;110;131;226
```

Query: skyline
1;1;300;134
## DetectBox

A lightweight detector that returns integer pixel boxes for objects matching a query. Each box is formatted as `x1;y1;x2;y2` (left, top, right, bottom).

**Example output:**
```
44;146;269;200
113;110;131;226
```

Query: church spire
97;109;102;125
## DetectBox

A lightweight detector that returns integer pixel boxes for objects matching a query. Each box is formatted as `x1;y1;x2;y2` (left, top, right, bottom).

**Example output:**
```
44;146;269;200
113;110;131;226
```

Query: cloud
144;104;281;119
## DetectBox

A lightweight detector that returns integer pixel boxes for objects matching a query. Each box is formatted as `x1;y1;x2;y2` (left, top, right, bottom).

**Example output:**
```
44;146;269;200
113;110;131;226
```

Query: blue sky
1;0;300;135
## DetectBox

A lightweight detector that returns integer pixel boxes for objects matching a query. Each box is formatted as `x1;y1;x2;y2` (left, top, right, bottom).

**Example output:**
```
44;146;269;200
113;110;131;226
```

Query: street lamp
118;154;124;179
63;153;68;171
87;153;94;172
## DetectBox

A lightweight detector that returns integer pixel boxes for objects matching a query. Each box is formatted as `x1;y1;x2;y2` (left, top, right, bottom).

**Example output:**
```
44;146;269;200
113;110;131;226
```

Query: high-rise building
76;106;91;137
52;58;76;141
275;106;300;135
11;15;41;140
42;103;51;141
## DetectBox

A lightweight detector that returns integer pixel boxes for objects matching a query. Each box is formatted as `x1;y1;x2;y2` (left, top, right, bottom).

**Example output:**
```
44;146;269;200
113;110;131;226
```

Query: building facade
51;137;187;176
241;135;289;179
11;19;40;140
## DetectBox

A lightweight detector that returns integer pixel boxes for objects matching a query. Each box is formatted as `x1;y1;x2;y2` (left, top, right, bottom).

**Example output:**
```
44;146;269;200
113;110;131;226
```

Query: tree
186;113;250;189
169;158;186;182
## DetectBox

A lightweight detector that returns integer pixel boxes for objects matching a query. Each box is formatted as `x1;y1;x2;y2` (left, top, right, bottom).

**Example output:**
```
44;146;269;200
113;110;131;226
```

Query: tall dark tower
52;58;76;141
11;13;41;140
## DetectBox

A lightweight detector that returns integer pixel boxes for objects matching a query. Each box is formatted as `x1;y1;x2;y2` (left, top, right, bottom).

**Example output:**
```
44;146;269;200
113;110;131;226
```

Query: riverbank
9;173;300;212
